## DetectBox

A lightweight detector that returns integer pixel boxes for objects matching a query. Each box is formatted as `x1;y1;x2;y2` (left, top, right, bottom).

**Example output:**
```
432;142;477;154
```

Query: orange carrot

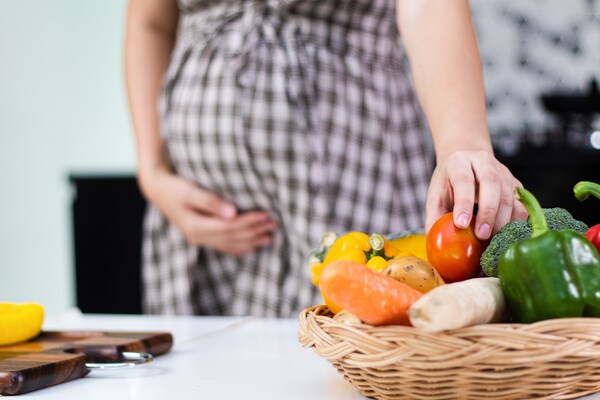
320;259;423;326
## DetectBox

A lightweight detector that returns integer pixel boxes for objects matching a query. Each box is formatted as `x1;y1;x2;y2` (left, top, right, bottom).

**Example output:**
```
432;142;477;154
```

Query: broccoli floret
480;208;588;277
542;208;590;232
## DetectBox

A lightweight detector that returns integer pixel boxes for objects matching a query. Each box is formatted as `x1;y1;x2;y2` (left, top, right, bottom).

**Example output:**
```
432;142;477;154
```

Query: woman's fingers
425;151;476;233
424;165;454;234
426;150;524;240
183;183;237;219
227;211;277;242
146;172;277;256
470;154;502;240
473;161;527;238
424;184;447;234
511;196;529;222
183;210;277;256
446;157;476;230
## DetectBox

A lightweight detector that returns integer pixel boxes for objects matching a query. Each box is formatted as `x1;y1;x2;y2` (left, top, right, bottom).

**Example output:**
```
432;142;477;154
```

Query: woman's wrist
137;160;171;203
431;126;493;161
434;141;494;165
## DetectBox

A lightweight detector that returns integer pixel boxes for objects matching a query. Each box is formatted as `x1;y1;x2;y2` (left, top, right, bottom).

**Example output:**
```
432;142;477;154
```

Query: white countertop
17;311;363;400
12;311;600;399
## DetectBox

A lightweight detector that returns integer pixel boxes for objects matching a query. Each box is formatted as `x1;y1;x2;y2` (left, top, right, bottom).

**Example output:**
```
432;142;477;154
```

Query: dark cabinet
70;175;146;314
496;147;600;226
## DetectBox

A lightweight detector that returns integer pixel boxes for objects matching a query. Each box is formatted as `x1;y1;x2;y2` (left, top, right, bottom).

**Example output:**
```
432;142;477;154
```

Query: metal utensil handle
85;351;154;369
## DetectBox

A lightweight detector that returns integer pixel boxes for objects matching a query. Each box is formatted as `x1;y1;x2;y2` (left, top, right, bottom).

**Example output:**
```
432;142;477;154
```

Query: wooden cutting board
0;330;173;395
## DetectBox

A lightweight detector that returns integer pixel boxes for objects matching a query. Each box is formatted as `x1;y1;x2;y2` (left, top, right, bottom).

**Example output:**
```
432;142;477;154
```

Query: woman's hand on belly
143;170;277;256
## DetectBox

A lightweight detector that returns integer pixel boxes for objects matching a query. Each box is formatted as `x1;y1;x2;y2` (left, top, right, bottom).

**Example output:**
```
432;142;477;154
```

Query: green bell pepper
498;187;600;323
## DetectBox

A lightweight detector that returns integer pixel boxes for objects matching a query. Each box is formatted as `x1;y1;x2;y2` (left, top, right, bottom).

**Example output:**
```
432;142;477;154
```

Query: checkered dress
142;0;433;317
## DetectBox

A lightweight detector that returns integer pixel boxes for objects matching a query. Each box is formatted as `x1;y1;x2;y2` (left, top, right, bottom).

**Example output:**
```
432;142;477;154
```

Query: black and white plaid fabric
142;0;433;317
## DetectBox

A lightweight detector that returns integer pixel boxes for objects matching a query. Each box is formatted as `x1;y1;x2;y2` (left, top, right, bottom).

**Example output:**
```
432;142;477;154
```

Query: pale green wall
0;1;136;315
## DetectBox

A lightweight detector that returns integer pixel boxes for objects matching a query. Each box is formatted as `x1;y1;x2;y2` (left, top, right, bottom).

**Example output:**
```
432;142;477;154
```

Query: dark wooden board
0;330;173;395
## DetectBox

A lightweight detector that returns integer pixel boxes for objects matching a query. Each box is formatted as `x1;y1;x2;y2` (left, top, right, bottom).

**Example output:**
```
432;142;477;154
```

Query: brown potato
382;256;445;293
333;309;363;325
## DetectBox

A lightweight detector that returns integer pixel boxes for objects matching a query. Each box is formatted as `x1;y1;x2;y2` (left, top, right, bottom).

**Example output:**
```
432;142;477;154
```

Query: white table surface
16;310;363;400
12;310;600;400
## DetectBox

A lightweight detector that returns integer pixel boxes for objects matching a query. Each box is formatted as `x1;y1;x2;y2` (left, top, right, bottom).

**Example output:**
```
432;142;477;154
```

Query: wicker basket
299;305;600;400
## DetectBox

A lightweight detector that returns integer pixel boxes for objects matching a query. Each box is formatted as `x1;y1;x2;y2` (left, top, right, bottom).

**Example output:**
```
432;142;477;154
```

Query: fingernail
219;204;237;218
477;223;491;240
456;213;470;228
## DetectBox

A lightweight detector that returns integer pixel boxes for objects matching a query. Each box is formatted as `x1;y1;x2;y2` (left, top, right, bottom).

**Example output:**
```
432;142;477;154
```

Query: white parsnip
408;277;507;332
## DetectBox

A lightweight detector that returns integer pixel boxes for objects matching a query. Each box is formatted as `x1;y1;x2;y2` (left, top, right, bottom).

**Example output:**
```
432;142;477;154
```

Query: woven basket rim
298;305;600;400
299;304;600;334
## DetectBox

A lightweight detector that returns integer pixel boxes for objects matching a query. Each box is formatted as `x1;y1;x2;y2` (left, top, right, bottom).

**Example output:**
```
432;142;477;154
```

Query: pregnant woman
124;0;525;316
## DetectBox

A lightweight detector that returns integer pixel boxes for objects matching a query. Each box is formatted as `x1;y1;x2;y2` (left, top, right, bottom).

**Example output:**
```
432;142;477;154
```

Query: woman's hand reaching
397;1;528;241
141;169;277;256
425;150;528;241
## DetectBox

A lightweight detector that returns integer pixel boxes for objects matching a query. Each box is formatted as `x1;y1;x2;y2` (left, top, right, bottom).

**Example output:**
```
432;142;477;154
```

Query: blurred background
0;0;598;316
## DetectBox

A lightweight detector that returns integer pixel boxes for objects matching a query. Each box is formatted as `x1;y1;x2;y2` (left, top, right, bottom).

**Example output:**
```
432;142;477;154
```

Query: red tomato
426;212;488;282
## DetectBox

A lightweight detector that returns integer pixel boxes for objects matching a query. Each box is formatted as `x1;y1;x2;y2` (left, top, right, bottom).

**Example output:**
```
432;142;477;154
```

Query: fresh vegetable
389;233;428;261
573;180;600;203
321;292;344;315
322;231;371;266
308;231;337;265
310;231;369;286
574;181;600;253
319;246;369;311
408;277;507;332
311;231;400;314
480;208;589;277
365;233;401;260
333;309;363;325
584;224;600;254
366;256;389;272
498;187;600;323
310;264;324;287
336;248;368;264
319;260;422;326
309;232;337;286
426;212;488;282
382;256;445;293
0;303;45;346
310;232;406;285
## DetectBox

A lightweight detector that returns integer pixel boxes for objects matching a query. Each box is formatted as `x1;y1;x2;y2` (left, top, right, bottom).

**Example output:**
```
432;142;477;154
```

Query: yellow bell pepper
366;233;402;260
0;303;44;346
308;232;337;266
366;255;388;272
384;242;400;257
310;263;324;286
393;251;415;259
321;231;370;266
315;231;371;314
322;291;344;314
312;231;371;286
389;233;428;261
308;232;338;286
311;248;368;286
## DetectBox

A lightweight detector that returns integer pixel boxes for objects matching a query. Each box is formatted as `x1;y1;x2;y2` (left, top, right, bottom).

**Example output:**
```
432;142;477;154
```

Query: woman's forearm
124;0;178;196
396;0;493;162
